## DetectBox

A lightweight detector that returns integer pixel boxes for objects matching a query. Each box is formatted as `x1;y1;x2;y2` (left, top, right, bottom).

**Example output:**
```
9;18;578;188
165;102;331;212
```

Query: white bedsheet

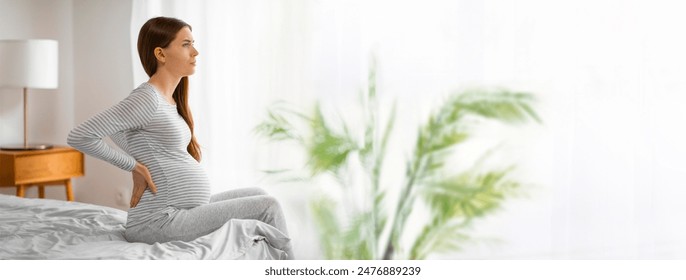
0;194;291;259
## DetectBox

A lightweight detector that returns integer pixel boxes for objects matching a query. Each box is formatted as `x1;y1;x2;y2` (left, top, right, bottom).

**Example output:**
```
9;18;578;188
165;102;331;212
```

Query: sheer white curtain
456;0;686;259
130;0;686;259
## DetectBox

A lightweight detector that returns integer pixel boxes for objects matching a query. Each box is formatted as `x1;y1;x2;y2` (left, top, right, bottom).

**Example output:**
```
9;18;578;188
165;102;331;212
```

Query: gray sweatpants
125;187;293;259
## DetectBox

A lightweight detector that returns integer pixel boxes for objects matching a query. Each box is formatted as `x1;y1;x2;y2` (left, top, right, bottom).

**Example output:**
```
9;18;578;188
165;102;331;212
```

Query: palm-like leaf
341;211;376;259
409;219;470;260
409;167;520;259
450;89;542;124
306;104;358;175
311;196;343;259
417;89;540;169
254;101;309;143
424;168;519;219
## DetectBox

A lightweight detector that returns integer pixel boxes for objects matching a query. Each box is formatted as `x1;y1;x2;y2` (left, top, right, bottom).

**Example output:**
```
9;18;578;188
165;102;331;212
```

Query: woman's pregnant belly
148;155;212;209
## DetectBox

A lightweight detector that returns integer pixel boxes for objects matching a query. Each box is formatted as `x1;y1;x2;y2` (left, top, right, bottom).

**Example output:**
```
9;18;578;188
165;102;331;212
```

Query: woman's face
159;27;198;77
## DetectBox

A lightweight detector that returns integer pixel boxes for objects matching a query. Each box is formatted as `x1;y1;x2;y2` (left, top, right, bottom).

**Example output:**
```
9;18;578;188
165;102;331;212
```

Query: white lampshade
0;39;58;89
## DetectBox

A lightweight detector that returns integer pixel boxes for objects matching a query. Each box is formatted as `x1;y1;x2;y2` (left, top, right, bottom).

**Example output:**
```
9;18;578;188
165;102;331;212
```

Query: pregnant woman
68;16;293;259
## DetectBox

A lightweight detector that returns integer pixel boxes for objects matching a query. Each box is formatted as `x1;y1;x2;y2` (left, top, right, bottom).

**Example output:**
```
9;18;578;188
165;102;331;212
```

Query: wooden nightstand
0;146;84;201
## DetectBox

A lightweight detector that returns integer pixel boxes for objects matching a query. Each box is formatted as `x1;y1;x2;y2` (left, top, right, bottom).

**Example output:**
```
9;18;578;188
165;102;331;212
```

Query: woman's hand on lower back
130;162;157;208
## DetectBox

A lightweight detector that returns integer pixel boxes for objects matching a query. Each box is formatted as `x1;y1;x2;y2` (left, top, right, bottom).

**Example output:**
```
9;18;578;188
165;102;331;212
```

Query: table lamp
0;39;59;150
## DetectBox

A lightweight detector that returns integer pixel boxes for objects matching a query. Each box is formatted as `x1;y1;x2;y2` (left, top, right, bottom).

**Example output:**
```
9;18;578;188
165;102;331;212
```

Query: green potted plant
256;59;541;259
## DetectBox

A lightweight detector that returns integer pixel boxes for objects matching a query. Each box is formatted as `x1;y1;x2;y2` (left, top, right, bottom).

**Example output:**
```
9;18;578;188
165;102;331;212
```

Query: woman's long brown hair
137;17;201;162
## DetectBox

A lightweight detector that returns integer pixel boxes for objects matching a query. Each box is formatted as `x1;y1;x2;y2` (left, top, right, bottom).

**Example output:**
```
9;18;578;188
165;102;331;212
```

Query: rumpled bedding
0;194;291;259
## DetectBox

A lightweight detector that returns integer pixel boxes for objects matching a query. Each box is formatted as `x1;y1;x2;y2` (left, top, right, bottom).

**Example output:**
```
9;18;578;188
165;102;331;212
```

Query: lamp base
0;144;54;151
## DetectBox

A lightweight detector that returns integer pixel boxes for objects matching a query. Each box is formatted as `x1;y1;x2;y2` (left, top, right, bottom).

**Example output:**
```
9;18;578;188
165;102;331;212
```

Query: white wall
0;0;75;200
71;0;133;209
1;0;133;209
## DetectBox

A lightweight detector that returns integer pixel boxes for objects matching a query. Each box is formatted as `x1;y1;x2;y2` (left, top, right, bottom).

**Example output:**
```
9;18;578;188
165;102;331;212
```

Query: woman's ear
154;47;166;64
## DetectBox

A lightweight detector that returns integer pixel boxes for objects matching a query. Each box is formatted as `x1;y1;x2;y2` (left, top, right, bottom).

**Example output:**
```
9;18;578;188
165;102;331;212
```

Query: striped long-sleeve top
67;82;211;227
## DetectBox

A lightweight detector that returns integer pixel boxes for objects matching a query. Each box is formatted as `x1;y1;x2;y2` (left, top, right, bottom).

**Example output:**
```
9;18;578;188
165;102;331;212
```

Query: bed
0;194;291;259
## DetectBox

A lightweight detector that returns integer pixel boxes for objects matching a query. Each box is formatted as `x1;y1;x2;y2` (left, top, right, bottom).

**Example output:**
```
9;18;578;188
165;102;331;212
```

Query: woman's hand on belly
131;162;157;208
